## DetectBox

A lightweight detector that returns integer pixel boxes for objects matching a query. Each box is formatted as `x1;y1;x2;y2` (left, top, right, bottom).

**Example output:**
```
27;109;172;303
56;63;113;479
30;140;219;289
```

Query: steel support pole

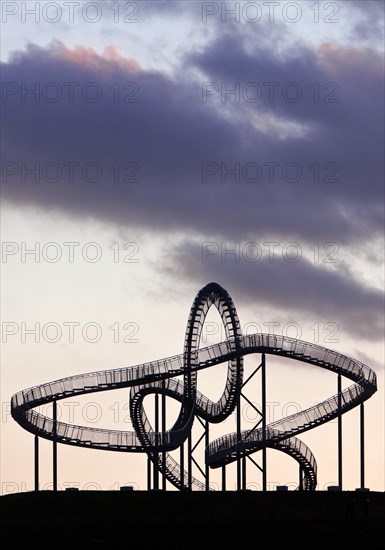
236;392;241;491
222;465;226;491
162;387;166;491
53;400;57;491
34;435;39;492
360;403;365;489
180;443;184;491
147;456;152;490
154;393;159;490
299;465;303;491
205;421;209;492
188;433;192;491
242;456;247;490
337;374;343;489
261;353;267;492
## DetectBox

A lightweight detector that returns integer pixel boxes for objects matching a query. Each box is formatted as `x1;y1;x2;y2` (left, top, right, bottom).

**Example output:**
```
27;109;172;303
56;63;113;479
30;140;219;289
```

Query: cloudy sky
1;1;384;492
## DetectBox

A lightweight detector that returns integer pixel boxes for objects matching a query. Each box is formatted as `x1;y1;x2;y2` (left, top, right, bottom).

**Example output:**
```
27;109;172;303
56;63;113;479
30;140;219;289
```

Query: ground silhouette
1;490;384;549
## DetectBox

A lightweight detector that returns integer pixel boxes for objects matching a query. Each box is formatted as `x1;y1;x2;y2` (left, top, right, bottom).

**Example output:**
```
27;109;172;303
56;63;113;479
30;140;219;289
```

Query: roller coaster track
11;283;377;492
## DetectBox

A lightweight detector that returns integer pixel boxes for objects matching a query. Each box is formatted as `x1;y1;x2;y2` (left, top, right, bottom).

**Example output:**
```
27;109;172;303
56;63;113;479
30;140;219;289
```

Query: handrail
11;283;378;492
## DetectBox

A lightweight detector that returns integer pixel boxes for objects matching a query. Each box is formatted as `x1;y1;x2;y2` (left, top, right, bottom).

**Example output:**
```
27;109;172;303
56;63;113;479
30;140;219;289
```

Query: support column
161;387;166;491
153;394;159;490
205;421;209;492
242;456;247;490
53;400;57;491
360;403;365;489
261;353;267;492
337;374;343;489
236;392;241;491
147;456;152;490
180;443;184;491
222;465;226;491
188;432;192;491
34;435;39;492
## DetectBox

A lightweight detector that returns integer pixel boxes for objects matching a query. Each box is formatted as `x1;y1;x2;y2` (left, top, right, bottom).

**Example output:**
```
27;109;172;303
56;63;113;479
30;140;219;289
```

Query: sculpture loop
11;283;377;491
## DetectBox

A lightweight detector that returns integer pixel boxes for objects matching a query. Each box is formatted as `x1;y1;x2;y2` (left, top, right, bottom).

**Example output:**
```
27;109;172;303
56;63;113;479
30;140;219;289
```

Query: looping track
11;283;377;491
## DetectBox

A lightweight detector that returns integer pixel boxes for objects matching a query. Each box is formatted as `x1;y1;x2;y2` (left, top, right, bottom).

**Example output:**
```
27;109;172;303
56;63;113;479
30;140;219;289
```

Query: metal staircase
11;283;377;492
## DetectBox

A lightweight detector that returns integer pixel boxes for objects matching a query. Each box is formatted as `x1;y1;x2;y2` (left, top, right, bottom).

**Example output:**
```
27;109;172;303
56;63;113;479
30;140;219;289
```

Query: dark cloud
188;30;384;205
94;0;200;25
160;239;384;341
348;0;385;45
1;36;383;245
1;31;383;341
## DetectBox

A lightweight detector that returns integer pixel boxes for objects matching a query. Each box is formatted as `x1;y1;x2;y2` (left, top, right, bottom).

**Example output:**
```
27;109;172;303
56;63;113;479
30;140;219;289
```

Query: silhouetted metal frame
360;403;365;488
10;283;378;492
237;355;267;491
34;435;39;492
338;373;343;489
52;400;57;491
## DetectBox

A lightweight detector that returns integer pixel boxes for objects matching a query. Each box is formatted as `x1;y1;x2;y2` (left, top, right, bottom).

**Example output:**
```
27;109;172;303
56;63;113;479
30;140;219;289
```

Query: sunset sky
1;0;384;493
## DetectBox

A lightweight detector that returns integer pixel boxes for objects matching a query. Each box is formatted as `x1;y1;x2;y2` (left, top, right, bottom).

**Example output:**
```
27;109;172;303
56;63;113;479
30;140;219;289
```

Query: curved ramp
11;283;377;491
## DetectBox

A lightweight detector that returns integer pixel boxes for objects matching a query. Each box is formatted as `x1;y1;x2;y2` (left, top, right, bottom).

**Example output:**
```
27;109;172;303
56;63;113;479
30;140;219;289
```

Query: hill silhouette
1;490;384;549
